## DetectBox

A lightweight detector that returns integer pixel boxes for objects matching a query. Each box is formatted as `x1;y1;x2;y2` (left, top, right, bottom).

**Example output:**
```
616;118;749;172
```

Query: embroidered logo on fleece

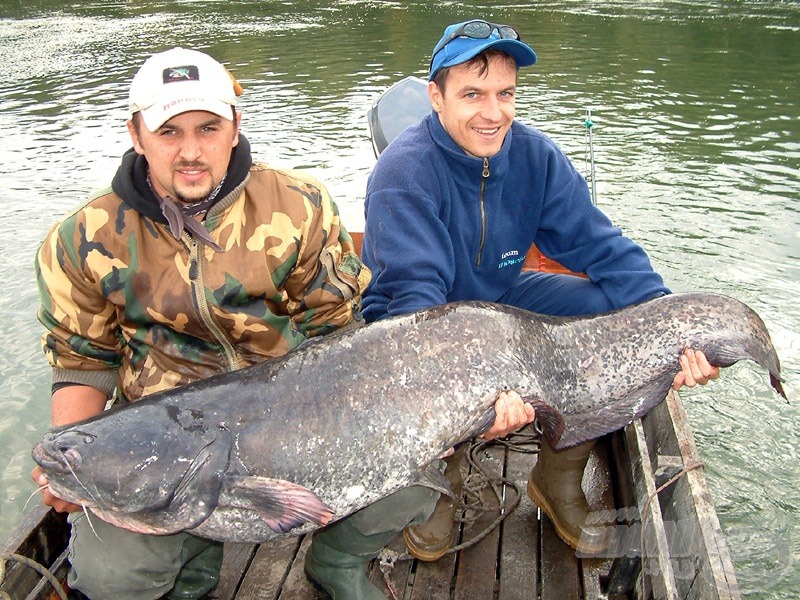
498;249;525;269
162;65;200;84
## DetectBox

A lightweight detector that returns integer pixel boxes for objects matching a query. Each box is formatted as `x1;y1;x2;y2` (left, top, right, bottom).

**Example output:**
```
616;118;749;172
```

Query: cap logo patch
162;65;200;84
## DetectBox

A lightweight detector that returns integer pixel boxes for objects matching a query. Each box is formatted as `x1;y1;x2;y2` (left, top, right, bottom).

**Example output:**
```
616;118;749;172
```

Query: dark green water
0;2;797;596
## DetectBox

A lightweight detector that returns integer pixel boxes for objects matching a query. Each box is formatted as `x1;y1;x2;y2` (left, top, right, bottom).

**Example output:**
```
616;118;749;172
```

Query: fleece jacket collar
428;111;512;181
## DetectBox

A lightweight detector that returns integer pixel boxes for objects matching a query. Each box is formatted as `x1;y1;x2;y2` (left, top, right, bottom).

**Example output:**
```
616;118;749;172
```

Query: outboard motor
366;76;429;157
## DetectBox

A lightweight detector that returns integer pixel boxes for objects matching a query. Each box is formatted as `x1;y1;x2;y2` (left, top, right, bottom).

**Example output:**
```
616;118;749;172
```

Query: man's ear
126;118;146;155
428;81;443;113
232;111;242;147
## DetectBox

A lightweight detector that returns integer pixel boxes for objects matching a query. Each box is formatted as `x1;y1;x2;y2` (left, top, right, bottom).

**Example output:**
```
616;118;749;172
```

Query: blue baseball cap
429;20;537;81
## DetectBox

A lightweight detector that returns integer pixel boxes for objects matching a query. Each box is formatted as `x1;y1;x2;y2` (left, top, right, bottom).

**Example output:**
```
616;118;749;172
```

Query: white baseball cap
128;47;240;131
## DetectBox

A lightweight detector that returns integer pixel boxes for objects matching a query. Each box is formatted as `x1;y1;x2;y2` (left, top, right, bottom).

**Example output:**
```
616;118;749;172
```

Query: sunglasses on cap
431;20;521;60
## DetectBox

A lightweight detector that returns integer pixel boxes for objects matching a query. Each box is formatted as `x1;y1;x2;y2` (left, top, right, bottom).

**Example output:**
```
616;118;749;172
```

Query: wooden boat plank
17;547;69;600
540;515;581;600
0;504;69;599
580;440;618;600
624;417;681;599
371;540;414;599
668;391;741;600
273;536;327;600
583;557;617;600
641;392;741;599
207;542;256;600
606;425;645;597
497;446;540;600
409;551;457;600
241;536;301;600
453;444;504;600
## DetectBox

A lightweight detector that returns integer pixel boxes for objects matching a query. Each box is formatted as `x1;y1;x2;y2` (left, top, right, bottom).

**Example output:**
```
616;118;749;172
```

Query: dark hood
111;134;253;223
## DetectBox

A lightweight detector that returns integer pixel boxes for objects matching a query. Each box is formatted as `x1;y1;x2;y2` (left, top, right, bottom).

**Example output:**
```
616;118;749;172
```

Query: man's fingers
695;351;721;380
524;402;536;421
676;350;721;390
672;372;686;390
495;391;509;430
31;467;48;487
680;353;698;386
484;390;536;441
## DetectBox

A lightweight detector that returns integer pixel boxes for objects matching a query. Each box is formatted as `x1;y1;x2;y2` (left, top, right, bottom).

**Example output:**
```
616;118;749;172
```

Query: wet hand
31;466;83;513
672;349;720;390
483;389;536;441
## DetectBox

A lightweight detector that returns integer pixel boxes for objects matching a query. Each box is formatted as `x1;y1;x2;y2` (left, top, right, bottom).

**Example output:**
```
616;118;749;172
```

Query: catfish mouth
32;427;99;475
32;440;97;507
32;441;79;474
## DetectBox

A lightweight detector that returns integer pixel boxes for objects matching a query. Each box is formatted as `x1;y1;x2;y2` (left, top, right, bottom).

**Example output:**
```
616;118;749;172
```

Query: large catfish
32;292;786;543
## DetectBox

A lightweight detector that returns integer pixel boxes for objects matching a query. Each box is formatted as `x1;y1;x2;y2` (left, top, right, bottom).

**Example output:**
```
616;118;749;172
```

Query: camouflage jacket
36;137;370;402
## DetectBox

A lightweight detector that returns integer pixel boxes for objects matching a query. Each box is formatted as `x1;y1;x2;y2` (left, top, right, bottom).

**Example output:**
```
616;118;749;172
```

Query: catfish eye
71;430;96;444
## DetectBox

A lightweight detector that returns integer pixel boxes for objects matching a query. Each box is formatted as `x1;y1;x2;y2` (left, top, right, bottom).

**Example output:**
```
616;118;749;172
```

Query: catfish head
31;399;232;534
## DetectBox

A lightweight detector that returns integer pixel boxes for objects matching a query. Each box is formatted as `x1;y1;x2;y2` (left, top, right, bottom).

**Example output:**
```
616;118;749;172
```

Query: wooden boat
0;78;742;600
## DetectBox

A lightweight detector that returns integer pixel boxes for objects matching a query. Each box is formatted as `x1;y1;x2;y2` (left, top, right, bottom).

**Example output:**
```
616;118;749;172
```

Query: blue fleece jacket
361;112;669;322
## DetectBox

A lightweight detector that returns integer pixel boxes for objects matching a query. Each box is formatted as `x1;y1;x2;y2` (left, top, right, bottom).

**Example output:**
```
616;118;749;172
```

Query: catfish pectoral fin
224;476;334;533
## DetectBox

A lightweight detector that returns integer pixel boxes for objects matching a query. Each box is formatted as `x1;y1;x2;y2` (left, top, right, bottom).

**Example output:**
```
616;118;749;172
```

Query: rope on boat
0;552;68;600
450;428;540;551
378;426;541;593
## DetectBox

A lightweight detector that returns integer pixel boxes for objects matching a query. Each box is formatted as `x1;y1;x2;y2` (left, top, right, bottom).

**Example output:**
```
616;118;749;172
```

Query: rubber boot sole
401;528;452;562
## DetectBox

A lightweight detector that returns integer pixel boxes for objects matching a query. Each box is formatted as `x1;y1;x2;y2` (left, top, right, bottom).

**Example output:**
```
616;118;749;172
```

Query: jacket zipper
476;157;490;267
186;233;241;372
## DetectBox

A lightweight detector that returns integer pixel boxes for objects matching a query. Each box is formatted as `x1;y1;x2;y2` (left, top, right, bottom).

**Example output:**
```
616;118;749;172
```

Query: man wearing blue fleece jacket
305;20;719;600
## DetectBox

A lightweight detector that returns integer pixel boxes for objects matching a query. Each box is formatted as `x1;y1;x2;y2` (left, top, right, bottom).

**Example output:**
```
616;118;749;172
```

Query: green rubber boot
305;485;439;599
166;537;224;600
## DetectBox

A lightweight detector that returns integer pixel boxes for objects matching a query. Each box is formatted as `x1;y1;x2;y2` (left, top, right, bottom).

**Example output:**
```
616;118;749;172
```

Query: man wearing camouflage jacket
32;47;369;600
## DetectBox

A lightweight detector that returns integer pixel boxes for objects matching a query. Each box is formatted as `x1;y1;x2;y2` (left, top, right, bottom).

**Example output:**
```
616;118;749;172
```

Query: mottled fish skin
31;293;785;542
535;292;785;448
